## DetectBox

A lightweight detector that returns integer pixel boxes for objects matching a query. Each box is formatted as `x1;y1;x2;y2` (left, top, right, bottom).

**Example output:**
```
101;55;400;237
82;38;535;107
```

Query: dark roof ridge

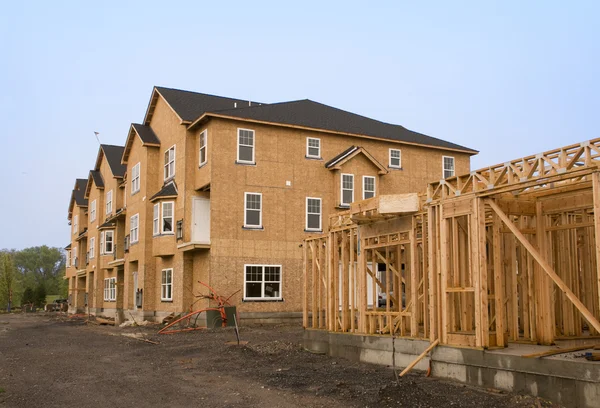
207;98;308;115
155;86;263;103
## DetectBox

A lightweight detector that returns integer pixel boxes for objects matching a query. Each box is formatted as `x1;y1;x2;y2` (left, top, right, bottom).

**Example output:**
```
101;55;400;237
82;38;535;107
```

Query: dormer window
306;137;321;159
164;145;176;180
340;174;354;207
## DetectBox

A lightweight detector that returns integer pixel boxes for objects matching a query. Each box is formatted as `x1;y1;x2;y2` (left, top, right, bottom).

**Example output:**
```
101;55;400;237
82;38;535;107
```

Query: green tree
22;287;34;305
34;284;47;307
0;253;17;311
14;246;66;296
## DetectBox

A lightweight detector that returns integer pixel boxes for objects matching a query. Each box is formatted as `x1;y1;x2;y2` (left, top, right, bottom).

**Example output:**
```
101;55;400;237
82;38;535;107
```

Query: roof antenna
93;131;101;145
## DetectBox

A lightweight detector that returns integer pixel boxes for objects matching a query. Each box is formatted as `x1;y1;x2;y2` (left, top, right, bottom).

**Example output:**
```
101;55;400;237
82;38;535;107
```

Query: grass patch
0;387;5;393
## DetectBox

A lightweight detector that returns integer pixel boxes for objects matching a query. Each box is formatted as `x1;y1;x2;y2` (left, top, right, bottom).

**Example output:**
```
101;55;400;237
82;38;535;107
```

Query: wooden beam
522;344;597;358
399;339;440;377
592;172;600;323
487;198;600;334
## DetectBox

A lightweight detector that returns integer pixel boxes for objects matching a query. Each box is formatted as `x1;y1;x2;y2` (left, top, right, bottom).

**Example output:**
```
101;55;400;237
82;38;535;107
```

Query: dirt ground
0;313;559;408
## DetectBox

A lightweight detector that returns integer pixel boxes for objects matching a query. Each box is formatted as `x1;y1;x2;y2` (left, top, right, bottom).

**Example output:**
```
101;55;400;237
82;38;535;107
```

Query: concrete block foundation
303;329;600;408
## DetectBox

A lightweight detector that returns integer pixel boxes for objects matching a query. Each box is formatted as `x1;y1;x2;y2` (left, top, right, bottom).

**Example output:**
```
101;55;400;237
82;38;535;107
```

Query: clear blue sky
0;1;598;250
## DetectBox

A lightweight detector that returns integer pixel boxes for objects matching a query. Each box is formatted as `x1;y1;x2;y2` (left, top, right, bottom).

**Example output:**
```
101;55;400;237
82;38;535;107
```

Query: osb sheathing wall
206;117;471;314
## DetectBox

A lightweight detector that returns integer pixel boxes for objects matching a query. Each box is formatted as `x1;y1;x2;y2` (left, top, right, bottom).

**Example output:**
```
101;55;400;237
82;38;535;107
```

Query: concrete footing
303;329;600;408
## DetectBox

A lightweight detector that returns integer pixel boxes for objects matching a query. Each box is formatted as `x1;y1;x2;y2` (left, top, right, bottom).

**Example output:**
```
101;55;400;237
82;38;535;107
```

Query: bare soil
0;313;559;407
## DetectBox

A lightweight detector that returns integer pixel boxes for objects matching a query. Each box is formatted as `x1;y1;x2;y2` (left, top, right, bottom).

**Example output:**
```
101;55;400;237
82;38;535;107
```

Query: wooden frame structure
303;138;600;347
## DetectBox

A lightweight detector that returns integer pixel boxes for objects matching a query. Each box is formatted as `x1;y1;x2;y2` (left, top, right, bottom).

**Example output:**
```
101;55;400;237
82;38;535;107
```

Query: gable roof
122;123;161;164
84;170;104;199
149;181;178;202
93;145;126;178
68;178;88;220
325;146;388;174
144;86;263;125
194;99;476;154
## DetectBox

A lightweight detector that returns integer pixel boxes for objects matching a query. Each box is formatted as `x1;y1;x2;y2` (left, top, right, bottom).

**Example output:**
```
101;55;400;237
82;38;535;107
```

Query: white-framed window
306;137;321;158
244;265;282;300
443;156;455;178
104;230;114;254
90;200;96;222
161;202;174;234
199;130;207;166
66;250;70;268
244;192;262;228
106;190;113;215
237;128;255;164
389;149;402;169
306;197;322;231
89;237;95;260
153;203;159;236
72;247;78;268
130;214;139;243
161;268;173;301
72;215;78;235
100;231;104;255
104;277;116;301
164;145;176;180
363;176;376;200
131;162;140;194
340;173;354;207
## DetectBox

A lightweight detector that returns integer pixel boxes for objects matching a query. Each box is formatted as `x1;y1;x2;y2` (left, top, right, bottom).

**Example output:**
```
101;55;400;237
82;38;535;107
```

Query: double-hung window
104;277;116;301
66;251;70;267
106;190;113;215
72;247;78;268
153;204;160;235
161;269;173;301
164;145;176;180
161;202;174;234
237;129;255;164
443;156;455;178
104;230;114;254
199;130;207;166
306;137;321;158
72;215;78;235
131;163;140;194
363;176;376;199
90;200;96;222
244;265;282;300
89;237;95;259
244;193;262;228
130;214;139;243
306;197;322;231
389;149;401;169
100;232;104;255
340;174;354;207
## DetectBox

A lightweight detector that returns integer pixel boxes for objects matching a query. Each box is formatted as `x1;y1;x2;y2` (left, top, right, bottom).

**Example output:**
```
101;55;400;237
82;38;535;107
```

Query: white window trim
106;190;113;215
199;129;208;167
153;203;160;236
243;264;283;301
72;247;78;268
89;237;95;259
104;277;117;302
161;268;173;301
362;176;376;200
237;128;255;164
340;173;354;207
104;230;114;254
443;155;455;179
72;215;78;235
66;250;70;268
100;231;105;255
389;148;402;169
161;202;174;235
306;137;321;159
131;162;141;194
130;214;140;243
244;192;262;229
305;197;322;232
164;145;176;181
90;200;96;222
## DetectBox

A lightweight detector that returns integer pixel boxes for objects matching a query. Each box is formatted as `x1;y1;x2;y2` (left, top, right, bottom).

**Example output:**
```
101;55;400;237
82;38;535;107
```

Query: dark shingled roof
73;179;88;206
210;100;477;153
156;86;262;123
90;170;104;188
150;181;178;202
132;123;160;145
101;145;126;178
325;146;359;168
